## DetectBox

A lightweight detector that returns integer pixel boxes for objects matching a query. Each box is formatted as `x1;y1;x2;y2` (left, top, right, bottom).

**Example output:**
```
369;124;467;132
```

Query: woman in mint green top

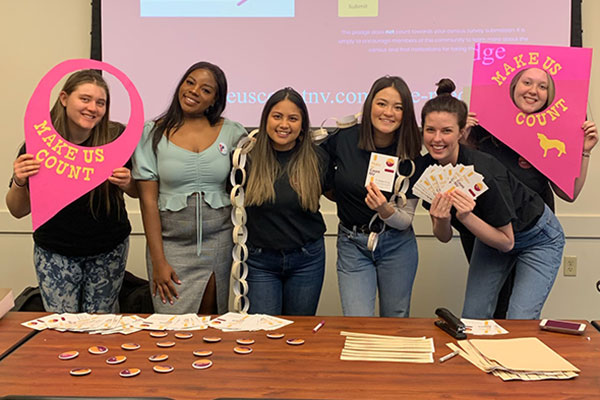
133;62;246;314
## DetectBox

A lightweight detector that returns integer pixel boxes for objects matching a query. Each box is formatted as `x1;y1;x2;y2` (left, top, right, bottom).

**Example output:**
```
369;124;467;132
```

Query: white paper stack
461;319;508;335
209;312;293;331
21;313;211;334
447;337;580;381
340;331;435;363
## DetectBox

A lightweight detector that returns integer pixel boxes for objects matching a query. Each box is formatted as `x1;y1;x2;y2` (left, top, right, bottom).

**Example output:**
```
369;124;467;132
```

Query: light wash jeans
246;237;325;316
462;205;565;319
336;224;418;317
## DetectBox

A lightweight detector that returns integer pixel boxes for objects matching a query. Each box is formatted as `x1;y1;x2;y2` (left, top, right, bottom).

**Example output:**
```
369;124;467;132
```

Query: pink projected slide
102;0;571;126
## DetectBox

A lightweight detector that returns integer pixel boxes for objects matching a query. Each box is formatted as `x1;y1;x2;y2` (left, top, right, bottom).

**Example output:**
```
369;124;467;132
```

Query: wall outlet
564;255;577;276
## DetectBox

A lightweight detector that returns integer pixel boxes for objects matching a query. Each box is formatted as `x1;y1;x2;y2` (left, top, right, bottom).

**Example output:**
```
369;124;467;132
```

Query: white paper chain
229;129;258;314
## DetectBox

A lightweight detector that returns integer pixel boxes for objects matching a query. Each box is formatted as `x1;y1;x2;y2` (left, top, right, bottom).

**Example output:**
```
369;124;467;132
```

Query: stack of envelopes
447;337;580;381
340;331;435;363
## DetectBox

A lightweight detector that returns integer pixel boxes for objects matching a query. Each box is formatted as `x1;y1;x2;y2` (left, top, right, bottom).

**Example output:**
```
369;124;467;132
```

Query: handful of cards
412;163;488;203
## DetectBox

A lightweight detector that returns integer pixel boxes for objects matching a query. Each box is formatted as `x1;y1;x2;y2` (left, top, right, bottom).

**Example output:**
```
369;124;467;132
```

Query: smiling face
178;68;217;118
423;111;463;166
266;98;303;151
512;68;550;114
370;86;403;140
60;82;107;139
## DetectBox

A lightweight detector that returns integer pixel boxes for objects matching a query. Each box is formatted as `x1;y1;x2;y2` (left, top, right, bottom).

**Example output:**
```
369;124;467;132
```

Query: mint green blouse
133;119;246;253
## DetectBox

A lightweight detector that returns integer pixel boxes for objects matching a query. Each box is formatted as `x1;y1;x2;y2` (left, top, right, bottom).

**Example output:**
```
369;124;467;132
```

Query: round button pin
153;364;174;374
58;351;79;360
203;336;222;343
233;346;253;355
148;354;169;362
106;355;127;365
156;341;176;348
192;360;213;370
193;350;213;357
174;332;193;340
119;368;141;378
88;345;108;355
266;332;285;339
69;368;92;377
286;338;305;346
236;338;255;345
121;343;141;351
149;331;168;338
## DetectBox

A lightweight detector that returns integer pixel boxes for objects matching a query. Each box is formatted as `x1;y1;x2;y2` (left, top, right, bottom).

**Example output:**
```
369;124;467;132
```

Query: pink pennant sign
24;59;144;230
470;43;592;198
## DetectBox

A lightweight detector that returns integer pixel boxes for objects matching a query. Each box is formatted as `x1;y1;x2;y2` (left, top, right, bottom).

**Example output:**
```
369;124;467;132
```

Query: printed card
365;153;398;192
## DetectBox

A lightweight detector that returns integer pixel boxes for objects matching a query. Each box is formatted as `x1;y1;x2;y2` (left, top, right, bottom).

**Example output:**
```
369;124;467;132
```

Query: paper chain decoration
229;129;258;313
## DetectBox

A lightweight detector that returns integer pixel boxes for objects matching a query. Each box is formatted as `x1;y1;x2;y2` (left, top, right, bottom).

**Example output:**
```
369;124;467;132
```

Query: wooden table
0;312;599;399
0;311;42;361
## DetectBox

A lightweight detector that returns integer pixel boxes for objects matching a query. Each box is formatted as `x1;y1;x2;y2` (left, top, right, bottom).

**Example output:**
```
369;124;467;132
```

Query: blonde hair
509;68;556;112
245;88;322;212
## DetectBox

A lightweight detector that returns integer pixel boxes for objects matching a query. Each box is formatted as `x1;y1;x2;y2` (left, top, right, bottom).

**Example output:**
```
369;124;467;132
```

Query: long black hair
151;61;228;152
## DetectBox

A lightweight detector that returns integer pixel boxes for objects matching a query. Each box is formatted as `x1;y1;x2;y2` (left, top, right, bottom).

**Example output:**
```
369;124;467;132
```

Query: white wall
1;0;599;319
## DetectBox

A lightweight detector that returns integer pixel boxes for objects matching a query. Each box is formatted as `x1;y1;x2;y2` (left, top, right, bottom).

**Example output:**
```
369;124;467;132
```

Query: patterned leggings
33;238;129;313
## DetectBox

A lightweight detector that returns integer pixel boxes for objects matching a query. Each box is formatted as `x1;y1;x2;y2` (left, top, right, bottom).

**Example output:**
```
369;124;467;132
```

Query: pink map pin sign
470;43;592;198
24;59;144;230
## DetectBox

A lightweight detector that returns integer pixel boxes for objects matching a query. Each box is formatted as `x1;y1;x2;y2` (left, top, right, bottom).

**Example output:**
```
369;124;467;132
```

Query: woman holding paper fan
133;62;246;315
412;78;565;319
244;87;329;316
6;69;136;313
324;75;422;317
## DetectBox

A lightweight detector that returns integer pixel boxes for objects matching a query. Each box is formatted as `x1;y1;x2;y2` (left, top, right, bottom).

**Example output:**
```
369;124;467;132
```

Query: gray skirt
147;194;233;314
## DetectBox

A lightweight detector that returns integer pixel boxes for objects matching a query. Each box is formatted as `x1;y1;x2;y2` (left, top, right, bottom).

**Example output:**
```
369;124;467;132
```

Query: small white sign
365;152;398;192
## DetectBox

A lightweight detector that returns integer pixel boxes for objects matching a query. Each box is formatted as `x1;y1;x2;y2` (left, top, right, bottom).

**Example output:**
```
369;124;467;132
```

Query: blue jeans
246;237;325;316
33;238;129;313
462;205;565;319
336;224;418;317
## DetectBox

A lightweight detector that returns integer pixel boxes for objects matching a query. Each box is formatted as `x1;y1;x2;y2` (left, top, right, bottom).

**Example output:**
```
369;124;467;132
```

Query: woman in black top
414;79;565;319
6;70;137;313
244;88;328;315
325;76;422;317
465;69;597;317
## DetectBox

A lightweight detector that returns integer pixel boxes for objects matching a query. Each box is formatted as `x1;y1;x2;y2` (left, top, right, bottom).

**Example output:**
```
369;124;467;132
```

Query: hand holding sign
24;59;143;230
470;43;592;198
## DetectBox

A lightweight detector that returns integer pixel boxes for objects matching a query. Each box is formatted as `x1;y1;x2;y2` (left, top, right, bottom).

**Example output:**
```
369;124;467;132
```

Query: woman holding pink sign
464;68;597;318
6;69;137;313
133;62;246;315
411;79;565;319
466;67;597;216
